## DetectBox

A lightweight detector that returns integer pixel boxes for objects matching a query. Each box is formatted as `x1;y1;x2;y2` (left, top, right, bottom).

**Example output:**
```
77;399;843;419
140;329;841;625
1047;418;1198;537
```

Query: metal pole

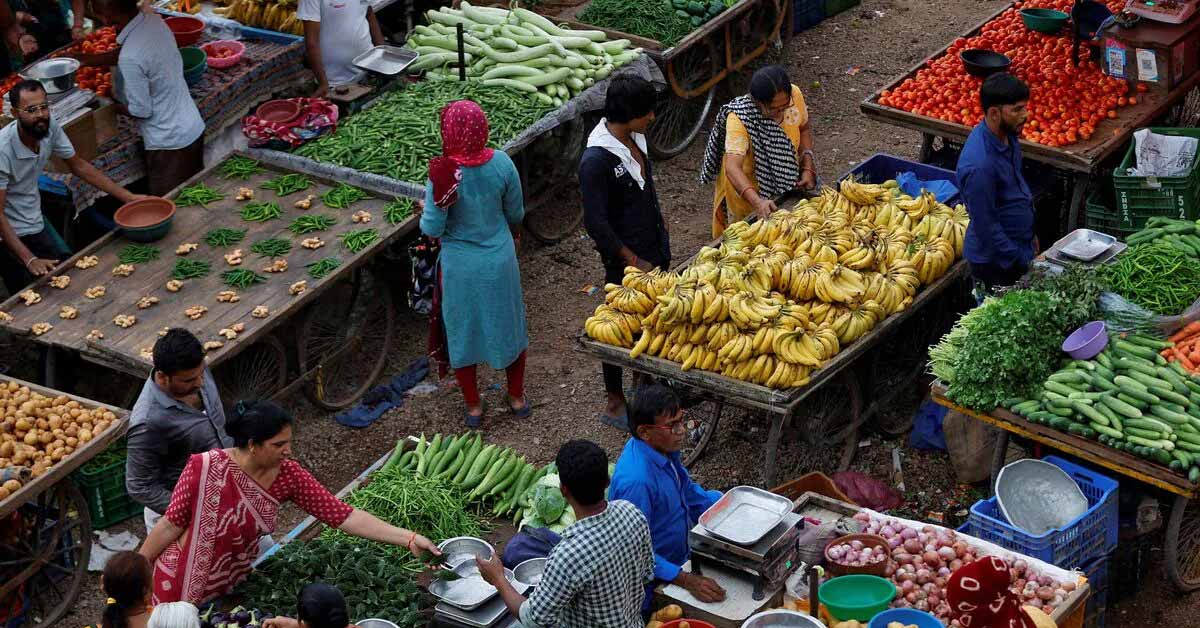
456;23;467;81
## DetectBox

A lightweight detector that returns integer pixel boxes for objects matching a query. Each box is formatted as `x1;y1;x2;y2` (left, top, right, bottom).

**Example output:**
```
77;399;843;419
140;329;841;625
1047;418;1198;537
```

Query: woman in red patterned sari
138;400;440;605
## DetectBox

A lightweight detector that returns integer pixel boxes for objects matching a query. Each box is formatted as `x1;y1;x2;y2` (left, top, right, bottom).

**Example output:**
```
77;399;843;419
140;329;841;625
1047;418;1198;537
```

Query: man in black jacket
579;77;670;430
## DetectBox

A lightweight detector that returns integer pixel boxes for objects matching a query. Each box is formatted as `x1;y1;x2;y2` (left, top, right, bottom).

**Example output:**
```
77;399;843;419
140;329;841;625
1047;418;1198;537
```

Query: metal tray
1052;229;1119;262
429;561;516;612
699;486;793;546
353;45;418;75
435;580;530;628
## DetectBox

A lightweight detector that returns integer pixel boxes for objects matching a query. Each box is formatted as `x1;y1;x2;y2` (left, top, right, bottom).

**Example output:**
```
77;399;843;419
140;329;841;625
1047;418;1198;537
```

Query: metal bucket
21;58;80;94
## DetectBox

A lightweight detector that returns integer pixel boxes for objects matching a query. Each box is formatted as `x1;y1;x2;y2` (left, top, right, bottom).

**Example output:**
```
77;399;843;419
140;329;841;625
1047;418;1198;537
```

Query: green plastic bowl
179;46;207;73
1020;8;1069;33
818;575;896;622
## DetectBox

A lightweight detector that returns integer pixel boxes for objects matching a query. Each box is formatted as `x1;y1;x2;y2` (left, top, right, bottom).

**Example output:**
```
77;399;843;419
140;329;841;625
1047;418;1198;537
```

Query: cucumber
1127;434;1174;450
1048;416;1073;431
1073;401;1110;426
1119;386;1161;405
1125;426;1167;440
1101;394;1144;418
1190;467;1200;483
1029;411;1057;424
1116;358;1159;376
1012;400;1041;415
1090;372;1118;392
1152;406;1191;427
1175;430;1200;445
1043;381;1078;397
1049;370;1089;385
1067;422;1090;437
1127;371;1174;391
1047;406;1074;417
1131;416;1177;433
1158;367;1192;395
1174;450;1193;467
1152;385;1192;406
1115;339;1159;361
1068;360;1097;371
1049;396;1079;410
1125;334;1174;351
1091;422;1124;439
1117;392;1150;410
1095;352;1114;369
1113;375;1149;391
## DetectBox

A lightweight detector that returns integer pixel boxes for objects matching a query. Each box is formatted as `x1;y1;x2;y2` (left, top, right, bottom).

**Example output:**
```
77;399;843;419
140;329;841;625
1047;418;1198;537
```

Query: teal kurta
421;151;529;370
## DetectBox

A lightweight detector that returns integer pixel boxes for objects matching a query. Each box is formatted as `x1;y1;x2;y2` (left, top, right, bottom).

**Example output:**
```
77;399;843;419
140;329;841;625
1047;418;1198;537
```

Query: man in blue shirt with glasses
610;384;727;606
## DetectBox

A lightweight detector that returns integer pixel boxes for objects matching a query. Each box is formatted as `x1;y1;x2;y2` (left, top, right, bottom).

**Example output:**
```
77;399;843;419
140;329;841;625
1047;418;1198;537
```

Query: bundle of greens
1013;262;1107;332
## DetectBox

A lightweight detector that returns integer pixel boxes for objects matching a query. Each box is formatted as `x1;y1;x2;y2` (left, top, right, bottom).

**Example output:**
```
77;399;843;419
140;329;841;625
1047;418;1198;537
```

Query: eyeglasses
644;419;686;435
20;103;50;114
764;95;793;115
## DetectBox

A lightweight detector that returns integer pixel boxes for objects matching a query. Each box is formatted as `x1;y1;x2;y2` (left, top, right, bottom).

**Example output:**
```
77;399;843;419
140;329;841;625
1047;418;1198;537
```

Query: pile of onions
827;539;888;567
851;512;1073;624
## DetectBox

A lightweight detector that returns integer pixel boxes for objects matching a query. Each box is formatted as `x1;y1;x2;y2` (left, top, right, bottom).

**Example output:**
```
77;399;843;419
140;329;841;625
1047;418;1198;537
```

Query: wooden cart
0;153;420;411
859;2;1200;231
0;376;129;626
577;255;971;486
930;384;1200;593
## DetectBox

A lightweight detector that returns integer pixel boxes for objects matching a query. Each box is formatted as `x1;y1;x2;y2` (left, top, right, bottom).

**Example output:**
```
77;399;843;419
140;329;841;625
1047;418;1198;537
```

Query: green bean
340;228;380;254
288;214;337;235
261;173;313;196
250;238;292;258
171;259;211;280
578;0;693;46
176;183;225;207
117;244;159;264
384;199;416;224
306;257;342;280
240;201;282;222
221;269;267;289
220;156;265;180
1103;241;1200;315
204;227;247;247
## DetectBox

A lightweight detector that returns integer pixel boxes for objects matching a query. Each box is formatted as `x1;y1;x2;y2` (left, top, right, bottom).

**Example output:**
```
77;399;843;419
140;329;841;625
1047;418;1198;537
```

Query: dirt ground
50;0;1200;624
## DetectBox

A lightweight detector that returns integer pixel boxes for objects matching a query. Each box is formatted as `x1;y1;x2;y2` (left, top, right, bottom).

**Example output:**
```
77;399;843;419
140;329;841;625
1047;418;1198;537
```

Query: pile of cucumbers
1005;333;1200;482
666;0;726;27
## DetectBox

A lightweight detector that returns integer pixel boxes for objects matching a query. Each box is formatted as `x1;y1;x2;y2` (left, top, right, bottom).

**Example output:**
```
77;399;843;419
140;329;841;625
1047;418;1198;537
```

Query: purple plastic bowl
1063;320;1108;359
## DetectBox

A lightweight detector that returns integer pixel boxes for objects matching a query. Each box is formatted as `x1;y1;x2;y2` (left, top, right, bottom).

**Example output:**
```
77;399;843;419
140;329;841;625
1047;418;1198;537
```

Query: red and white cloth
242;97;339;148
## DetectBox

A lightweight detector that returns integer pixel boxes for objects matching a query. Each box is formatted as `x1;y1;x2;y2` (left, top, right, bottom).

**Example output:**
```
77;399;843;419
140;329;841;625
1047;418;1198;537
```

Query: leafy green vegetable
1013;262;1107;332
533;484;566;523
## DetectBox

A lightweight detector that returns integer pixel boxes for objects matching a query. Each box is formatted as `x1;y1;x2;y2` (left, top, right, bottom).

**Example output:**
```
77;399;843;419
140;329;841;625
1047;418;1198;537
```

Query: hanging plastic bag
895;171;959;204
1100;291;1200;336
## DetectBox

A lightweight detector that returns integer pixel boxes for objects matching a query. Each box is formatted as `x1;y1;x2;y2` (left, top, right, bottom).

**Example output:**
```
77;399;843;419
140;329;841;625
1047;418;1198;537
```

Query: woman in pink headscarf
946;557;1059;628
421;100;530;428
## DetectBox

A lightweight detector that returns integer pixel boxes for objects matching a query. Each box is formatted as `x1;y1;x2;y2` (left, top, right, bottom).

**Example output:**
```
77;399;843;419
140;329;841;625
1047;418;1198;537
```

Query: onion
922;525;936;533
901;528;918;540
1024;582;1038;596
905;592;917;604
915;600;929;611
854;512;870;523
1051;595;1064;606
851;540;864;551
885;563;896;577
1037;586;1054;601
881;525;896;537
898;572;915;583
928;594;940;606
923;551;940;565
829;547;844;560
904;539;922;553
938;546;957;561
934;576;946;589
888;536;903;548
895;585;904;598
1013;558;1027;572
901;580;915;593
950;559;963;571
1062;581;1076;592
1037;575;1052;587
922;582;937;593
916;568;932;583
938;567;951;577
952;541;968;557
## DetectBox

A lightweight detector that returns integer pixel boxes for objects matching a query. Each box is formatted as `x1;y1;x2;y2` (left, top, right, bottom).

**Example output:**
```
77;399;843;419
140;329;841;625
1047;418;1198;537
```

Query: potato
65;426;78;438
63;446;74;455
48;415;62;430
78;429;92;443
0;441;12;458
37;431;52;445
65;437;77;447
0;487;9;500
14;418;30;432
23;431;38;446
652;605;683;622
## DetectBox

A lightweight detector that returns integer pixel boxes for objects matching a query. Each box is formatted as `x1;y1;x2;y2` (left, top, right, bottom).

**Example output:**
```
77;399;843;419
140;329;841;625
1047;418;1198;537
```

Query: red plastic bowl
257;99;301;124
201;40;245;69
166;16;205;47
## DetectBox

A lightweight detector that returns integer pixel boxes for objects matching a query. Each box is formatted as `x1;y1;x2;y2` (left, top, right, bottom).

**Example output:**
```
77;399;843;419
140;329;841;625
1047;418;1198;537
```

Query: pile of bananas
217;0;303;35
584;179;968;389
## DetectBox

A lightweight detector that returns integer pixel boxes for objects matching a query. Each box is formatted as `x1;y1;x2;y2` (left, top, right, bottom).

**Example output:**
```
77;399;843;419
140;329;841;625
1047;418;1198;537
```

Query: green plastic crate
1084;189;1133;237
824;0;859;17
1113;127;1200;228
73;443;141;529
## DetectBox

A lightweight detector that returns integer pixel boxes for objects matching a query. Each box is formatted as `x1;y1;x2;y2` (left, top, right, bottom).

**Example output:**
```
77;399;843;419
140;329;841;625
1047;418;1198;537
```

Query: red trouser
455;350;527;407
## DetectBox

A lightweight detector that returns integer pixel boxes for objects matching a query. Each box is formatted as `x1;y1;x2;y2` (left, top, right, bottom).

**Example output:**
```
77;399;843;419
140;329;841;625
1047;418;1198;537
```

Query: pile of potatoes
0;380;117;499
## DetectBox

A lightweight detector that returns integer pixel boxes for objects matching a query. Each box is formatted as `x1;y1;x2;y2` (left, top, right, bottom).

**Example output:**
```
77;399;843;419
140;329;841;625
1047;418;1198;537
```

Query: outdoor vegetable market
7;0;1200;626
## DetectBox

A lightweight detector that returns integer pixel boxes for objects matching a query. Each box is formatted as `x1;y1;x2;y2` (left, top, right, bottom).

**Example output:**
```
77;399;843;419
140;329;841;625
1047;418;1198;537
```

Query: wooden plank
0;375;130;518
0;152;419;379
929;384;1200;498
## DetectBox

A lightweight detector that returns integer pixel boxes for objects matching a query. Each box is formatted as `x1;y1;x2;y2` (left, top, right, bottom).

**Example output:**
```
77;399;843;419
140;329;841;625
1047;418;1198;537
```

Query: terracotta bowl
824;533;890;577
115;197;176;242
166;16;205;47
257;99;301;123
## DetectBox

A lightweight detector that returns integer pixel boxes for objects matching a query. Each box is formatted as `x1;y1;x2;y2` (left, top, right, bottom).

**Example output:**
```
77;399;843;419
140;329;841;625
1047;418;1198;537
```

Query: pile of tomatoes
877;0;1141;148
0;75;21;99
50;27;117;97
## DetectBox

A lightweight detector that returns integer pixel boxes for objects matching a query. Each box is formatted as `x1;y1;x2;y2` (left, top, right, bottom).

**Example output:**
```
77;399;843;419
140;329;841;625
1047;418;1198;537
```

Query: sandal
508;397;532;419
465;402;486;428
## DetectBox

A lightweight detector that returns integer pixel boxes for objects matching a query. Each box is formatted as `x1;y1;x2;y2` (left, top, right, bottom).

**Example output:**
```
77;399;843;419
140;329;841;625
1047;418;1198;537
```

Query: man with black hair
477;440;655;628
126;328;230;532
0;79;141;293
580;76;670;430
957;72;1037;295
609;384;727;605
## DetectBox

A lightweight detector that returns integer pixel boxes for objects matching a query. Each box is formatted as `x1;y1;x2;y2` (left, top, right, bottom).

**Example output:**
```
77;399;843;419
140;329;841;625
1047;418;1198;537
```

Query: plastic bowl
115;197;176;242
818;575;896;622
201;39;246;69
659;620;716;628
824;533;889;577
1020;8;1069;33
257;99;302;124
1062;320;1107;359
166;16;205;47
179;46;207;73
960;49;1011;78
183;60;207;88
868;608;942;628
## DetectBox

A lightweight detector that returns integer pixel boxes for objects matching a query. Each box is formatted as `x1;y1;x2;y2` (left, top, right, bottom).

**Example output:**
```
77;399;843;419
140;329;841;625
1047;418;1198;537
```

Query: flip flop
601;413;629;432
508;397;533;419
465;411;481;428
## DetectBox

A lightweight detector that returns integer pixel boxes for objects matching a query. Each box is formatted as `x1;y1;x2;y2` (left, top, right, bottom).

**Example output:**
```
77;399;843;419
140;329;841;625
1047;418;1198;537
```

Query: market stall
0;375;128;626
0;153;419;411
577;156;972;485
859;0;1200;231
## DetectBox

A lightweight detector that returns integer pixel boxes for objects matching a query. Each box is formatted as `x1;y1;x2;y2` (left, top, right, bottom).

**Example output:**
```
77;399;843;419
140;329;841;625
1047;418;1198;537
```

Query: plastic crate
792;0;825;33
839;153;961;205
1081;554;1108;628
72;445;141;529
964;456;1118;569
1113;127;1200;228
824;0;859;17
1084;189;1133;238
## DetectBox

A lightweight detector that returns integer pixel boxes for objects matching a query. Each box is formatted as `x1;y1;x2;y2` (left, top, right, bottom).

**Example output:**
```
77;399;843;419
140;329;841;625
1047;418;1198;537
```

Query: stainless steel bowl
513;557;547;586
21;58;80;94
355;620;400;628
741;609;826;628
996;459;1087;536
437;536;494;568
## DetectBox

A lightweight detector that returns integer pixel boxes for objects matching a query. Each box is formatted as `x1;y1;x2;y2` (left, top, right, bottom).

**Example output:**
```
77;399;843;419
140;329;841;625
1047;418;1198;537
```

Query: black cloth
579;146;670;271
0;226;70;295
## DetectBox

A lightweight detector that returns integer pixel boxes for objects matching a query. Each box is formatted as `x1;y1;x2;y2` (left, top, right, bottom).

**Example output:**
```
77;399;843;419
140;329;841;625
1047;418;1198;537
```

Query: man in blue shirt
956;72;1036;296
610;384;727;605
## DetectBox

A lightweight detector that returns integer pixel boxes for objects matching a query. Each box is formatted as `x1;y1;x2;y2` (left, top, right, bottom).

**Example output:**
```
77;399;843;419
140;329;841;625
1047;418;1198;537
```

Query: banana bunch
907;236;956;286
894;191;938;221
814;263;866;304
223;0;304;34
584;306;636;348
622;266;678;300
839;178;891;206
729;292;782;329
837;245;876;271
780;255;825;302
605;283;655;316
873;227;913;265
912;204;969;257
832;299;886;344
873;201;914;231
871;259;920;314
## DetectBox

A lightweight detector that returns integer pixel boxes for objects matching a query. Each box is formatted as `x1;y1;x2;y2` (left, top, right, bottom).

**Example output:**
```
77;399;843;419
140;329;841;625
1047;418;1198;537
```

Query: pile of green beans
306;257;342;280
118;244;159;264
171;259;211;280
579;0;693;46
220;156;265;180
340;228;380;254
293;81;553;183
221;269;267;289
322;467;486;546
261;173;312;196
1103;242;1200;315
323;184;369;209
177;183;225;207
241;201;282;222
250;238;292;258
204;227;247;247
288;214;337;235
384;199;415;224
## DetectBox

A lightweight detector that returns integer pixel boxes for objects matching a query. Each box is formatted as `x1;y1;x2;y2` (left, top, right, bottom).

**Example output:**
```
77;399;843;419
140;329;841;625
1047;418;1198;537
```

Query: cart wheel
778;371;862;476
730;0;786;62
0;481;92;626
297;268;396;410
681;398;726;467
215;334;288;412
1166;494;1200;592
650;40;718;160
522;116;587;244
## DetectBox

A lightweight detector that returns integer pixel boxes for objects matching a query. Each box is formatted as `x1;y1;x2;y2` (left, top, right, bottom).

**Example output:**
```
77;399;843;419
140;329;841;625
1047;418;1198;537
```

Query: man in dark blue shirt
956;72;1036;295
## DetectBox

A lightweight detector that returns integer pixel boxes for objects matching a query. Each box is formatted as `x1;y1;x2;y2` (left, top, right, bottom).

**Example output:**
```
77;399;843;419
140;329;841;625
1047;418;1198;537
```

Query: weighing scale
688;511;804;601
1127;0;1199;25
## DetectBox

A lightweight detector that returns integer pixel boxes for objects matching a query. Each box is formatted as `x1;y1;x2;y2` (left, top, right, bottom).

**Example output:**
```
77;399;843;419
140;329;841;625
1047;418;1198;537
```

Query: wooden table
0;375;129;627
930;383;1200;593
1;153;420;411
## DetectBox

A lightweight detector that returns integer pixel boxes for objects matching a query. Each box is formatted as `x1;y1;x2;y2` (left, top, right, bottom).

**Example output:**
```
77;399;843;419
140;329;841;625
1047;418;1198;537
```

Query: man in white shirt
88;0;205;195
298;0;383;96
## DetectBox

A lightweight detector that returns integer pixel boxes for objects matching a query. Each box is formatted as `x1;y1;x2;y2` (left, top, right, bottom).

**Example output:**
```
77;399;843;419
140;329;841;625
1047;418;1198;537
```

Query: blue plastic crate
792;0;825;33
965;456;1118;569
1082;554;1108;628
838;153;961;205
1081;553;1108;593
